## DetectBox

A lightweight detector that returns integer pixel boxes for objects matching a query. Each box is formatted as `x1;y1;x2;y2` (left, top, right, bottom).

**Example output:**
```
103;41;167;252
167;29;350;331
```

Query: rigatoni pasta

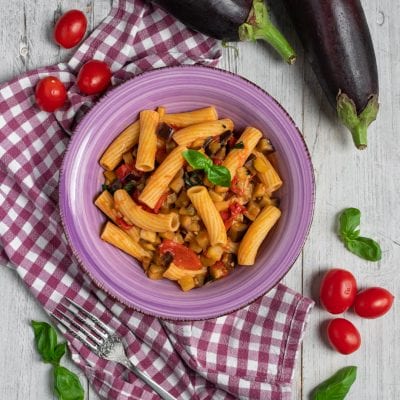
173;118;234;146
100;121;140;171
238;206;281;265
162;106;218;128
222;127;263;180
139;145;187;209
96;105;283;291
187;186;227;246
136;110;159;172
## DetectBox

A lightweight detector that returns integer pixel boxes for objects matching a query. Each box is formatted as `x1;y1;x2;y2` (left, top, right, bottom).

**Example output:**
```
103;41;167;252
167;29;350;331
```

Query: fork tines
53;298;113;354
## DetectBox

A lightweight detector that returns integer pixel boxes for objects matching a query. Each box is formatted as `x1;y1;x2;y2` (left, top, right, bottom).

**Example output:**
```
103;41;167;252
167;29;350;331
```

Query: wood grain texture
0;0;399;399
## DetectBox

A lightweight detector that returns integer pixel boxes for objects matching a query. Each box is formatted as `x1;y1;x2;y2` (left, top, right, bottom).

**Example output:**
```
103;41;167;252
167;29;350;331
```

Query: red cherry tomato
320;269;357;314
35;76;67;112
327;318;361;355
77;60;112;95
354;287;394;319
159;240;202;270
54;10;87;49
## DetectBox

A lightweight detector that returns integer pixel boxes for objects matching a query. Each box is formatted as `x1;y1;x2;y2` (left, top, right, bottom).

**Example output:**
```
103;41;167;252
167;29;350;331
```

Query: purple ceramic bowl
60;66;314;320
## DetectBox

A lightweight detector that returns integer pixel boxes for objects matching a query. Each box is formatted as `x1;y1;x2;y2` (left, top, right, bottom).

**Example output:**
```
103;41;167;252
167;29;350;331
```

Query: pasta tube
114;189;179;232
187;186;227;246
173;119;234;146
252;150;283;195
163;262;207;280
95;190;140;242
163;106;218;128
223;126;263;180
100;222;150;261
136;110;159;172
139;145;187;208
99;121;140;171
238;205;281;265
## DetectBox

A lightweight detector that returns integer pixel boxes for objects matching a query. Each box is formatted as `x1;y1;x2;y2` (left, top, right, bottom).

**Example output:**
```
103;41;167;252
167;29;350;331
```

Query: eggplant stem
337;93;379;150
238;0;296;64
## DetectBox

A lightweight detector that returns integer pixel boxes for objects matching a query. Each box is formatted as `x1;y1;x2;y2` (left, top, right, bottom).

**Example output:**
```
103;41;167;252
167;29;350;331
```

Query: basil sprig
182;149;231;187
31;321;84;400
313;366;357;400
338;208;382;261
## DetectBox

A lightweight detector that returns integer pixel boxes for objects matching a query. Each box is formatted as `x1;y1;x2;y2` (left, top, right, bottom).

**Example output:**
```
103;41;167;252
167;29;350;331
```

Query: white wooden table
0;1;399;399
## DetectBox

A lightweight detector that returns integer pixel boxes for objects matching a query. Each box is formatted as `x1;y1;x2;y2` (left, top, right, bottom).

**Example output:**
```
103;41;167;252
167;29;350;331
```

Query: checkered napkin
0;0;313;399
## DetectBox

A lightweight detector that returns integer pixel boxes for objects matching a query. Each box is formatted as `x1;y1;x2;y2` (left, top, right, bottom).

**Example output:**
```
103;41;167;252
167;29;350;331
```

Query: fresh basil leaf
53;343;67;365
233;141;244;149
31;320;60;364
182;149;212;170
206;165;231;187
345;237;382;262
313;366;357;400
53;365;84;400
339;208;360;241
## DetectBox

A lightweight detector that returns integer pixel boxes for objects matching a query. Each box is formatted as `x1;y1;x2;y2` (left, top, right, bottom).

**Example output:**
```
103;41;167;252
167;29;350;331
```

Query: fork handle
121;359;177;400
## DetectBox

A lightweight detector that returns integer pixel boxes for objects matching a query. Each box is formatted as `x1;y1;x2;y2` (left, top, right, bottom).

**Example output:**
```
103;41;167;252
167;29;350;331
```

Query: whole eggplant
282;0;379;149
151;0;296;64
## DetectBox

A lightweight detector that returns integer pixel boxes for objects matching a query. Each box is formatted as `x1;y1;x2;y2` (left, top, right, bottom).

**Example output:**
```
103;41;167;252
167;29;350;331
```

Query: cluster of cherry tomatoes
320;268;394;355
35;10;112;112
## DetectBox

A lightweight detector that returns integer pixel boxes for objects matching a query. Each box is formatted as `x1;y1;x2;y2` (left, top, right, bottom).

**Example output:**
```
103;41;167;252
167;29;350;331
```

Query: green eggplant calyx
238;0;296;64
336;92;379;150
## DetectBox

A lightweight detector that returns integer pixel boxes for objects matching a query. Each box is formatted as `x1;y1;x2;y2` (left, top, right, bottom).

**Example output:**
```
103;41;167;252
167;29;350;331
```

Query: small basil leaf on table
313;366;357;400
182;149;212;170
54;365;85;400
345;236;382;261
31;320;60;364
338;208;382;261
339;208;360;241
207;165;231;187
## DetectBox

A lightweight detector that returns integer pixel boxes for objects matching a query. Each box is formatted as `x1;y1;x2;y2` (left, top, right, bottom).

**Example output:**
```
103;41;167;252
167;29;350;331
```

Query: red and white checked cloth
0;1;313;399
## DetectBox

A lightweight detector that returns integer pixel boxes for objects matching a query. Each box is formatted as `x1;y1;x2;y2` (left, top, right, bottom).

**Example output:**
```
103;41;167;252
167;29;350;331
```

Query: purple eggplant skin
151;0;297;64
152;0;251;41
283;0;379;149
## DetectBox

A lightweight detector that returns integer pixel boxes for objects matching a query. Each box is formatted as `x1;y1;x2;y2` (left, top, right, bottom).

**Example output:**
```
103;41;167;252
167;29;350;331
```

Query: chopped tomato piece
212;157;223;165
153;191;169;214
115;162;143;181
221;202;246;230
131;190;155;213
115;163;133;181
115;217;133;230
230;176;244;196
159;239;202;270
220;210;230;221
228;135;237;148
229;202;246;217
210;261;229;279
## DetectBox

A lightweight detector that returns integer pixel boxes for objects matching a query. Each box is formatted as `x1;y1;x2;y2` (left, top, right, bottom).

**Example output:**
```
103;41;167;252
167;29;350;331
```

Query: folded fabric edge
279;292;314;384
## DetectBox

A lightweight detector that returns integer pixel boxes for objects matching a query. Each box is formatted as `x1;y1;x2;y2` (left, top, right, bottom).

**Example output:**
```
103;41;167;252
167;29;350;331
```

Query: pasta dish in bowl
59;66;314;319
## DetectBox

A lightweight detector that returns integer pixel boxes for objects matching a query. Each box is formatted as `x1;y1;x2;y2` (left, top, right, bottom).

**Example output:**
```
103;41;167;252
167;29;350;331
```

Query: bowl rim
59;64;315;321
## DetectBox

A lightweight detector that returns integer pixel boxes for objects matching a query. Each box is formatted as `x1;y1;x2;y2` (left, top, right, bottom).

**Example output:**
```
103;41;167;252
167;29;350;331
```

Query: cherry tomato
76;60;112;95
35;76;67;112
54;10;87;49
327;318;361;355
320;269;357;314
159;240;202;270
354;287;394;319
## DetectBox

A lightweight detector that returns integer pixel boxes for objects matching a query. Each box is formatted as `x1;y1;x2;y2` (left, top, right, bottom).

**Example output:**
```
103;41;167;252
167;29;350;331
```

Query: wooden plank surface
0;1;398;399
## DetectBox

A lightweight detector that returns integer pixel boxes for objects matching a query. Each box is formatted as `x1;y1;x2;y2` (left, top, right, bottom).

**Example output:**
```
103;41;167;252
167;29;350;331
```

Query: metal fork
53;298;176;400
